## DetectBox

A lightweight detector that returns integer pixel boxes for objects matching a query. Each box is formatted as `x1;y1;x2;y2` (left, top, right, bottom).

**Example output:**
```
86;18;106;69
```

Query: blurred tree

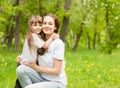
60;0;71;42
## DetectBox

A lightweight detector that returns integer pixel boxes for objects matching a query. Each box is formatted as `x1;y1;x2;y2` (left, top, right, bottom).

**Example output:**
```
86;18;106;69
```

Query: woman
16;14;67;88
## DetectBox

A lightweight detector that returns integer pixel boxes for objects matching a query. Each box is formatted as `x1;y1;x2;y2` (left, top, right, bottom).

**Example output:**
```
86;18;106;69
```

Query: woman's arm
25;59;62;75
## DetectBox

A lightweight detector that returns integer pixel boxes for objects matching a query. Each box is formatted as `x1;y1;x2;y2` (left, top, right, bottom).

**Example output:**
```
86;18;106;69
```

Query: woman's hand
25;62;39;71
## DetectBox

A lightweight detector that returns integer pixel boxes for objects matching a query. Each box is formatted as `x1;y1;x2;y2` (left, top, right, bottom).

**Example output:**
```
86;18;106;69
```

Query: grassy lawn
0;47;120;88
0;48;19;88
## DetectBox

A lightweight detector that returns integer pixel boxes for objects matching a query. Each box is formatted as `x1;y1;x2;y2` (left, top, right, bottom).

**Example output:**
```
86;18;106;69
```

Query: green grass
0;47;120;88
65;48;120;88
0;48;20;88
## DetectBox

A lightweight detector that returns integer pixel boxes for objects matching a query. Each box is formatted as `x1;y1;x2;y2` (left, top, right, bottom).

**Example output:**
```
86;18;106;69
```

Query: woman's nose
44;23;49;27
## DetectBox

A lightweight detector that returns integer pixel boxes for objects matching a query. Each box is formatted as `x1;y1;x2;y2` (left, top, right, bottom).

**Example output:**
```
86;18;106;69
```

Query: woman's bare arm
25;59;62;75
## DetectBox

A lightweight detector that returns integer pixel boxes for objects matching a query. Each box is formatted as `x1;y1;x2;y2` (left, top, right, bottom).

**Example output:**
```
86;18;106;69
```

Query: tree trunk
72;0;85;51
7;25;15;50
93;28;97;49
14;11;22;52
93;15;97;49
72;23;83;51
106;8;111;41
2;15;13;45
0;4;2;13
60;16;69;42
3;0;20;51
38;0;43;15
105;5;112;54
6;15;16;50
86;31;91;49
56;0;60;10
2;25;9;45
60;0;71;42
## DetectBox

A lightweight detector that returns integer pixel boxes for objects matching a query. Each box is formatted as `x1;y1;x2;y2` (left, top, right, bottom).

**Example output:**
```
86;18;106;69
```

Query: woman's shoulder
53;39;64;45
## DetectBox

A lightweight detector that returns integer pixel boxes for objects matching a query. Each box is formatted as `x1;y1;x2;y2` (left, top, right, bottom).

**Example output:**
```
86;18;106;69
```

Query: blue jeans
16;65;66;88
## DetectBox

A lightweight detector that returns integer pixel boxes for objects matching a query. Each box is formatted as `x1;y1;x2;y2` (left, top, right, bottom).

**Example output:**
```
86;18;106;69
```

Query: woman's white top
21;33;44;63
38;39;67;86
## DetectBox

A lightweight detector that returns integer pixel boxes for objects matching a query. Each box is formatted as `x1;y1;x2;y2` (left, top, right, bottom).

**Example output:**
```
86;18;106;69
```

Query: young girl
19;15;58;64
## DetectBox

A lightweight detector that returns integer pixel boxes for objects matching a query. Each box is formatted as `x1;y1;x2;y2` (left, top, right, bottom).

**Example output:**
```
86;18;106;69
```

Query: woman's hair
26;15;42;50
37;14;60;55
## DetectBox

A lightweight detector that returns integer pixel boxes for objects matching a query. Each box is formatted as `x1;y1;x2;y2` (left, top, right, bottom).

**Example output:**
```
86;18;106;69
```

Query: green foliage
0;1;19;32
0;0;120;53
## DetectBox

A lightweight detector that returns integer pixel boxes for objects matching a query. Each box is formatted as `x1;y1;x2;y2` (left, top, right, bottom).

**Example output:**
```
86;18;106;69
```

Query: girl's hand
51;33;59;40
16;55;22;63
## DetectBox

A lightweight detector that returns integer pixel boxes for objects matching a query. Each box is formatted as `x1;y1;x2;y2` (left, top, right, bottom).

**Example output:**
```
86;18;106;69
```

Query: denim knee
16;65;26;76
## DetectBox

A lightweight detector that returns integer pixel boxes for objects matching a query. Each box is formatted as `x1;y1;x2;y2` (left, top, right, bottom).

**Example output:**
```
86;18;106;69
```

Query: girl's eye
43;22;46;25
33;24;37;26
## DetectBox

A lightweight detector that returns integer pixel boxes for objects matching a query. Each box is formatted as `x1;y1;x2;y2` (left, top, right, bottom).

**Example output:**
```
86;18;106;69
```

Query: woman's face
42;16;56;35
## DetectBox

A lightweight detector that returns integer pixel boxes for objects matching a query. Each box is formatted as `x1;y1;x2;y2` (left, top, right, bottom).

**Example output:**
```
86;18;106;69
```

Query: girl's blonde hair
26;15;42;50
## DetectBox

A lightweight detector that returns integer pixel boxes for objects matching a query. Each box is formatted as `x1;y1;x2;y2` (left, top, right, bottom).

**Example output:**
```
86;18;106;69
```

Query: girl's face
32;23;42;34
42;16;56;35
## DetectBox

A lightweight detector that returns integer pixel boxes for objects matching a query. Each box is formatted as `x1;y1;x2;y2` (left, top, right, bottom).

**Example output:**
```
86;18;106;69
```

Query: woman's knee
16;65;36;76
16;65;26;75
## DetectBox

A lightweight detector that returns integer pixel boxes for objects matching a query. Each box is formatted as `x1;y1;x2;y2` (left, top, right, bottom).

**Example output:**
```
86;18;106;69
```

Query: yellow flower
97;74;101;79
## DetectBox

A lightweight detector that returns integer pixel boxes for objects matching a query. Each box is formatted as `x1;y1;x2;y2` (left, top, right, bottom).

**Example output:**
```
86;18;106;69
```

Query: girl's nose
36;25;40;28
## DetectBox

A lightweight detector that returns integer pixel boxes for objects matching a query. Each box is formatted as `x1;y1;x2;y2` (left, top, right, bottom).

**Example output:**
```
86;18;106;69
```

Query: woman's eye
49;22;53;25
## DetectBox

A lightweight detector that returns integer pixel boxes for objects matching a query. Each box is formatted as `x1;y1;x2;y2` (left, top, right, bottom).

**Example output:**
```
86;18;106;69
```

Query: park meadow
0;0;120;88
0;47;120;88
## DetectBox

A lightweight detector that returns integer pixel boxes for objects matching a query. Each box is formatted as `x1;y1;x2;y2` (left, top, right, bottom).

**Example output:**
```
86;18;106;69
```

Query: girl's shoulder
32;33;37;36
32;33;41;38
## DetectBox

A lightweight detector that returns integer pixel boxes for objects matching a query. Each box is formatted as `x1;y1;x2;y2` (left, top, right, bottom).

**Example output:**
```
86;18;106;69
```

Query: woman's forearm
36;66;60;75
35;59;62;75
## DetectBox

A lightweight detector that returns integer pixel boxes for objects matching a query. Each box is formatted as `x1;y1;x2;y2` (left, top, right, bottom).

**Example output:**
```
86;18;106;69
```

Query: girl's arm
16;55;22;63
42;37;53;49
32;33;59;49
42;33;59;49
